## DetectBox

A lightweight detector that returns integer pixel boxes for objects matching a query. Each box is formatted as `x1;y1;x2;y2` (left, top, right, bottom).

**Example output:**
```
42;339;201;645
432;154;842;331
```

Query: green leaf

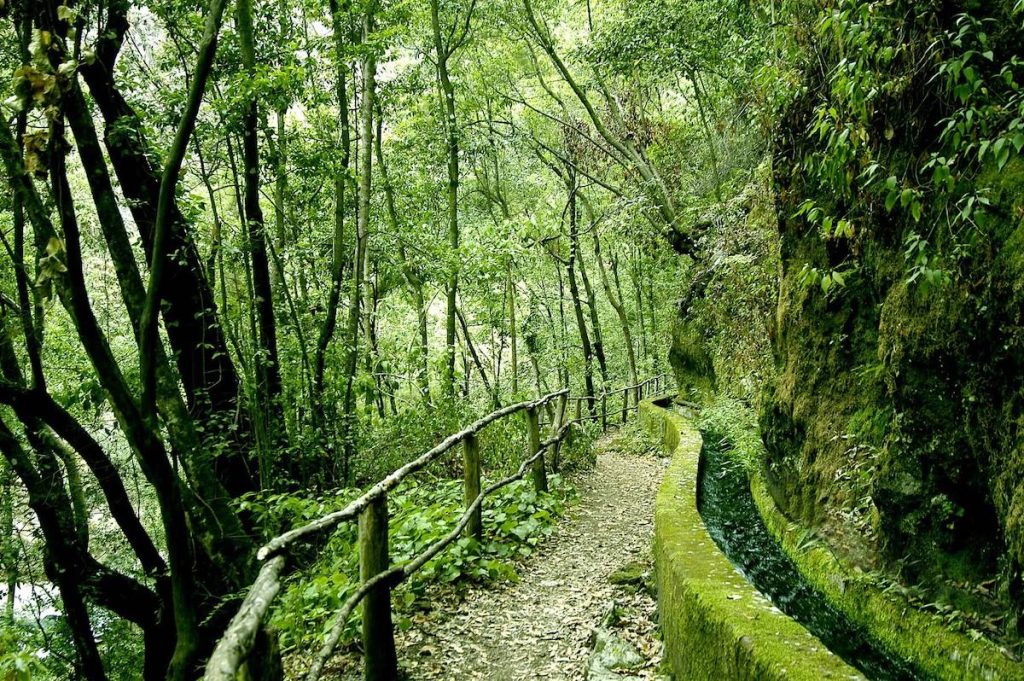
885;190;899;212
900;188;914;208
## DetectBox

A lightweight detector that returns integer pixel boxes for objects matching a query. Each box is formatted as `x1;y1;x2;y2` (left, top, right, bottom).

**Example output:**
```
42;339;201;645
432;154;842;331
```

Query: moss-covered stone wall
641;400;862;681
752;469;1022;679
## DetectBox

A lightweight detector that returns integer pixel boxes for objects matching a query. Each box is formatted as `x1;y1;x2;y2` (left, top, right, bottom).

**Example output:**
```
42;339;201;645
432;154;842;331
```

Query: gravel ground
389;434;669;680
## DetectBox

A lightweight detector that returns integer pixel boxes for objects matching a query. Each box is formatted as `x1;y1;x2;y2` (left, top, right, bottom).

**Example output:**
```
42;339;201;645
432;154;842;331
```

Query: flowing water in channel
696;431;924;681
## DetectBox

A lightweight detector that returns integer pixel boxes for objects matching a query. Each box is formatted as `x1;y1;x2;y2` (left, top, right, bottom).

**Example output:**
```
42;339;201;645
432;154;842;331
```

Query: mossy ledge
640;400;862;680
751;472;1023;681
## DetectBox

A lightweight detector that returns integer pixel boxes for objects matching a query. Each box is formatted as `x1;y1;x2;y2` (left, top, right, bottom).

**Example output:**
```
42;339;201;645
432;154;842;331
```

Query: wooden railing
563;373;668;432
204;376;670;681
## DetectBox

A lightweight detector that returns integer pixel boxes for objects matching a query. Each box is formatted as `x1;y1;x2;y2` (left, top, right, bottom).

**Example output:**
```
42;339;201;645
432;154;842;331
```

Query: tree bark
457;307;500;408
80;0;248;438
565;181;596;414
429;0;474;400
591;218;638;391
575;229;608;385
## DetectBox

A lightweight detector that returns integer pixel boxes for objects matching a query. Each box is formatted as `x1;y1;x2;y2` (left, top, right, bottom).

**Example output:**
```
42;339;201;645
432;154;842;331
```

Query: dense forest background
0;0;1022;678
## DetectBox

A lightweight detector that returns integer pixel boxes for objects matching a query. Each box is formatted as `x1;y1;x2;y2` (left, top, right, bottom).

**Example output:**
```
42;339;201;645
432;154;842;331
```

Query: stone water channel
696;429;923;680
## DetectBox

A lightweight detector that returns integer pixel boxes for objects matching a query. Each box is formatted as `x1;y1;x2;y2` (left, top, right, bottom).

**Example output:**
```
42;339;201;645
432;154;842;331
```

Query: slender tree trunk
457;307;500;408
592;223;638;390
0;419;107;681
195;140;224;290
0;455;16;624
238;0;284;450
692;71;723;204
430;0;465;400
508;266;519;395
341;9;377;482
375;121;431;403
565;181;596;414
364;272;386;419
274;107;289;255
576;233;608;385
647;264;660;370
628;248;649;366
555;265;570;390
521;0;691;252
313;0;353;428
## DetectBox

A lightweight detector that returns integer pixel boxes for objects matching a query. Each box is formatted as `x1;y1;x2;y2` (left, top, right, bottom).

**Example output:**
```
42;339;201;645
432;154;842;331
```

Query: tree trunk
375;118;431;403
313;0;353;430
238;0;284;451
457;307;500;408
592;221;638;391
628;248;650;367
575;230;608;385
508;266;519;395
430;0;465;400
565;181;596;414
341;8;377;482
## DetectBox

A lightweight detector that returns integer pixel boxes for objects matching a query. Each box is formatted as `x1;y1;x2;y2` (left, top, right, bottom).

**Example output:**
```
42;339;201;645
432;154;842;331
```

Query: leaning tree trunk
592;222;638;391
576;232;609;386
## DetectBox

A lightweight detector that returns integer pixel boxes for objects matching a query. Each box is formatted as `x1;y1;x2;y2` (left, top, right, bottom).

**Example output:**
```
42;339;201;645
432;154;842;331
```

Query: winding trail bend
395;437;667;680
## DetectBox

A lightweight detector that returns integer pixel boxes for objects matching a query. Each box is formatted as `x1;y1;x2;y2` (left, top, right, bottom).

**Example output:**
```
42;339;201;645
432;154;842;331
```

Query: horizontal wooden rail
202;555;286;680
206;389;568;681
555;374;669;431
205;376;670;681
304;423;571;681
256;389;568;560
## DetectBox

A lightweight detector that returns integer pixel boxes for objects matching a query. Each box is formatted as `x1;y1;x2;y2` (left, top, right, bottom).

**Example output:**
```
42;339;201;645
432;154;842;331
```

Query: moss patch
641;400;862;680
752;470;1023;680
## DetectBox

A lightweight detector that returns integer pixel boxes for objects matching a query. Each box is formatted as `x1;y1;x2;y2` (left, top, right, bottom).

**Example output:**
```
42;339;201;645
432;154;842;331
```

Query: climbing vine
791;0;1024;294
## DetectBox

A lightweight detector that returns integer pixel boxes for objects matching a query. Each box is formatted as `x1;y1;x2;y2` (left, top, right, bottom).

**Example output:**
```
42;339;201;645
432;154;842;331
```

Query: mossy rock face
668;312;716;401
668;166;778;410
765;5;1024;624
752;469;1024;680
640;401;863;681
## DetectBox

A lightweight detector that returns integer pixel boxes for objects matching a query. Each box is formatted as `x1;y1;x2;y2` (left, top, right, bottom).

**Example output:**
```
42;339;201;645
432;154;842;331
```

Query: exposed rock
586;628;643;679
608;562;646;587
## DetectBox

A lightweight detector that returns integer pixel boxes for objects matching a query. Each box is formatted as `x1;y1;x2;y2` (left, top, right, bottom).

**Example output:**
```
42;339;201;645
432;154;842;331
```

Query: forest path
394;430;668;680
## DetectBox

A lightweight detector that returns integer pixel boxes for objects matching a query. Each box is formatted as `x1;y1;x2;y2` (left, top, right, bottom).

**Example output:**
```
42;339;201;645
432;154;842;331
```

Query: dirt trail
394;436;667;680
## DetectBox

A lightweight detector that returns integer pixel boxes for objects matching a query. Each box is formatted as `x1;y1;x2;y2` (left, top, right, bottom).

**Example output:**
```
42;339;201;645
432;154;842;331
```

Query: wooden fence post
574;397;581;422
463;433;482;540
601;394;607;432
359;496;397;681
526;406;547;492
621;388;629;424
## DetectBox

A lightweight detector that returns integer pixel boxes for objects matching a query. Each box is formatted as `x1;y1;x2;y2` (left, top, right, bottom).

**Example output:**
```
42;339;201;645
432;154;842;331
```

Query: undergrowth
240;472;578;655
695;395;763;473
